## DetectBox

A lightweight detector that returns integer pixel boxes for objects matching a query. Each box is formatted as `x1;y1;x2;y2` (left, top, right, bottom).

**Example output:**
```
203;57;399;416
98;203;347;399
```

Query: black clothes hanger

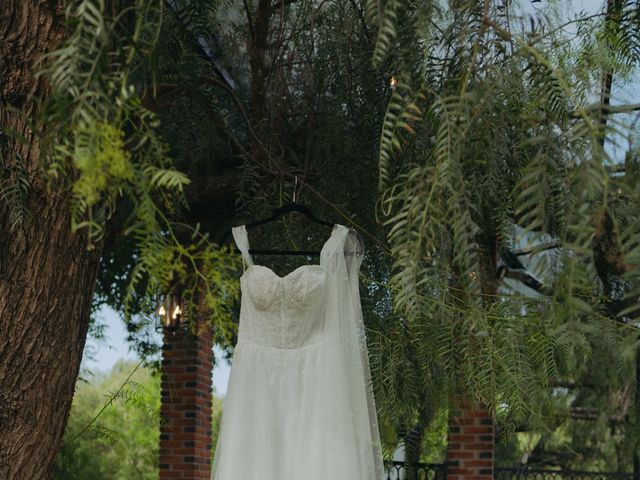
218;201;337;256
246;202;335;230
218;179;362;257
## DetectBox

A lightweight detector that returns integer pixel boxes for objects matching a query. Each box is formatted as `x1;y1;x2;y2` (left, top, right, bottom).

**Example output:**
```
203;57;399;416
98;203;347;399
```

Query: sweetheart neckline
241;263;326;281
239;224;346;281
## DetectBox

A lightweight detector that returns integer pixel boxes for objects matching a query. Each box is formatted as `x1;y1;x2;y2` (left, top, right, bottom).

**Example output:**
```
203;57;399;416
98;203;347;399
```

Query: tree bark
0;2;103;478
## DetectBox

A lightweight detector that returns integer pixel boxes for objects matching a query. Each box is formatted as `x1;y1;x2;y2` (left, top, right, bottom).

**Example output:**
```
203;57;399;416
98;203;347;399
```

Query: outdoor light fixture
157;294;185;332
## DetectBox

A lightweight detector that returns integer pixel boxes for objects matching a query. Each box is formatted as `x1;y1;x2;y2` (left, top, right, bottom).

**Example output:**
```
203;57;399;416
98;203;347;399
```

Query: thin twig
71;358;146;441
244;0;255;39
200;74;276;167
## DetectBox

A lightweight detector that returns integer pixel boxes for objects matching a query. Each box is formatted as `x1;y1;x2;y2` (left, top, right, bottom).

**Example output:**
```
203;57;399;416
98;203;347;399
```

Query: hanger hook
293;176;298;203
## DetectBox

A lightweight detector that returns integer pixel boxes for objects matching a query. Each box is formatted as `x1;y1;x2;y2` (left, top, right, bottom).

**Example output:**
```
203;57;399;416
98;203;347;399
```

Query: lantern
157;294;185;332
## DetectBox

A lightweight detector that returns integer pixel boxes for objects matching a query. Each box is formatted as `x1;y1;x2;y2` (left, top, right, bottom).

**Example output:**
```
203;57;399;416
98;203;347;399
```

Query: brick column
159;320;213;479
446;405;494;480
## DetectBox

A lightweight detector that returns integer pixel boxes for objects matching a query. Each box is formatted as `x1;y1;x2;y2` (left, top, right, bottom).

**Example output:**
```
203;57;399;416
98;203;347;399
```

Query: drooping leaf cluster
37;0;241;354
367;0;640;448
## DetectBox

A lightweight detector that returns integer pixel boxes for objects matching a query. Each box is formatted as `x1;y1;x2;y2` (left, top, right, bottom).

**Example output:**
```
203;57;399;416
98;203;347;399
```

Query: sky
81;306;232;396
80;0;636;401
517;0;639;163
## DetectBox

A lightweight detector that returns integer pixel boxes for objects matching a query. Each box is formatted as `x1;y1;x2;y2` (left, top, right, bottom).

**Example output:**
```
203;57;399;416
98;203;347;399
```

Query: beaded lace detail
232;225;337;350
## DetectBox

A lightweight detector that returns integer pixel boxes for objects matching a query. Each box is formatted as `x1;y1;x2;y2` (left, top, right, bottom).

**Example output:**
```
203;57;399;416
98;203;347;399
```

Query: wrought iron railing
383;461;448;480
494;468;636;480
383;464;636;480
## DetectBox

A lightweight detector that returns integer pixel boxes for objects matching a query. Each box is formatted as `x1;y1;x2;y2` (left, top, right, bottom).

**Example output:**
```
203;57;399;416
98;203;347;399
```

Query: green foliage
211;393;224;462
378;74;424;189
0;158;32;232
369;0;399;67
53;361;161;480
71;122;134;207
371;0;640;446
38;0;241;346
55;359;225;479
41;0;182;244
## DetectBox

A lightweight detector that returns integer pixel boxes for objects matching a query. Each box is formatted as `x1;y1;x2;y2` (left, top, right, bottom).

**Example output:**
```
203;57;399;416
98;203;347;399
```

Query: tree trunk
0;2;103;478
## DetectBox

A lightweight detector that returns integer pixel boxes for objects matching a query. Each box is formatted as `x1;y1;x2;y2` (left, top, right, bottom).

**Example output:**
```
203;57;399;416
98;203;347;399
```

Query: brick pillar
446;405;494;480
159;320;213;479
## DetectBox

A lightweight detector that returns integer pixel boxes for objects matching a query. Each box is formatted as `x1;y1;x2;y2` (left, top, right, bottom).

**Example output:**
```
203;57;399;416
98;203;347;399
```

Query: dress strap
231;225;253;270
320;224;349;268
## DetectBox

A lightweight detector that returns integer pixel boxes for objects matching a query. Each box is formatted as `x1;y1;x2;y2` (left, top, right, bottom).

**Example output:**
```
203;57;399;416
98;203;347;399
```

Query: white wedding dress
211;223;385;480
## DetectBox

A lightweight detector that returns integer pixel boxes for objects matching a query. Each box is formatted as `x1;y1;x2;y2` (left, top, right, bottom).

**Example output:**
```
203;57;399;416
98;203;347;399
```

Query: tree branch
269;0;298;14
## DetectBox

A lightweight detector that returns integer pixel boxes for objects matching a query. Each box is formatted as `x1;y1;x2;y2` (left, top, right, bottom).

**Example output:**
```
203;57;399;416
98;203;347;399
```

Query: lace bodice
232;225;342;350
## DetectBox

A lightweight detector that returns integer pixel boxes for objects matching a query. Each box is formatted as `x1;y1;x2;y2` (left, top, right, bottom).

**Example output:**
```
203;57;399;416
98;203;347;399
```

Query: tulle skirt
211;337;362;480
